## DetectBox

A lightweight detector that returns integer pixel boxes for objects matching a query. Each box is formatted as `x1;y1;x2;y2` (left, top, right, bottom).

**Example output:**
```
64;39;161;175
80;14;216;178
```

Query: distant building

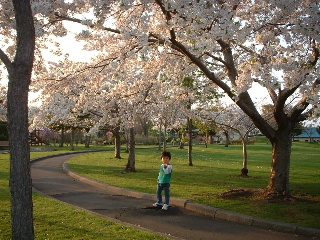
293;127;320;143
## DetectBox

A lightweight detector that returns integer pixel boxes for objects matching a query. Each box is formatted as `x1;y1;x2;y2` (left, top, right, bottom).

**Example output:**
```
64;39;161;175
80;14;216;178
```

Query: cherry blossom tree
194;119;217;148
38;128;61;145
2;0;317;202
48;0;319;197
32;51;182;170
149;89;187;152
0;0;35;238
30;88;98;150
213;104;257;177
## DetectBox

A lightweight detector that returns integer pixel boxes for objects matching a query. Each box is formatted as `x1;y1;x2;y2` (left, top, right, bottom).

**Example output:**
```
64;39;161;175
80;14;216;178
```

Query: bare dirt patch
219;188;265;200
219;188;297;204
219;188;320;205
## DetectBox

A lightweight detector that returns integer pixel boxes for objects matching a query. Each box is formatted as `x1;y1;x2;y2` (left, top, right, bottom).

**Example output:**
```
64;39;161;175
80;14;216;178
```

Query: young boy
153;151;173;210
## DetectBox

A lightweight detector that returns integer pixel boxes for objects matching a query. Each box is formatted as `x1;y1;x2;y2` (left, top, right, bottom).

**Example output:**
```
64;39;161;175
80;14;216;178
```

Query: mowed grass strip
68;140;320;229
0;149;168;240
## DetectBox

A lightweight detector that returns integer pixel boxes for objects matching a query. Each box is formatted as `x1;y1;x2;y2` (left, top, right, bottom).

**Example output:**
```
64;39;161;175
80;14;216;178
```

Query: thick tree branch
204;52;228;66
296;108;313;122
216;39;238;86
266;88;278;104
150;30;233;95
238;43;269;65
214;40;274;136
274;39;319;117
154;0;176;41
0;48;13;70
154;0;172;21
88;109;103;118
171;39;232;92
54;12;120;34
289;78;320;122
236;91;275;139
274;75;310;126
309;39;319;67
171;38;275;139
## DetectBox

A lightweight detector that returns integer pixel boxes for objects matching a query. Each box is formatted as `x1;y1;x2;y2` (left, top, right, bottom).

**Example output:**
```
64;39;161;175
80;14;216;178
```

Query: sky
1;19;271;110
59;21;272;108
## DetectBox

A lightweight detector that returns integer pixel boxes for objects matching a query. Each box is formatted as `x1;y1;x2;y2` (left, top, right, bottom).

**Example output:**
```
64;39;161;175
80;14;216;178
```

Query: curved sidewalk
31;152;320;240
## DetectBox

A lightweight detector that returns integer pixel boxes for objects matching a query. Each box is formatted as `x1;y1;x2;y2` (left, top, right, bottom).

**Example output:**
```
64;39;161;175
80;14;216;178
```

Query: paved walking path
31;152;320;240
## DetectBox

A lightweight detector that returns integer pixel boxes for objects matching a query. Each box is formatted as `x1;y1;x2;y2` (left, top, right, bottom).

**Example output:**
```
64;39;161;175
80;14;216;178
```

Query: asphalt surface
31;152;320;240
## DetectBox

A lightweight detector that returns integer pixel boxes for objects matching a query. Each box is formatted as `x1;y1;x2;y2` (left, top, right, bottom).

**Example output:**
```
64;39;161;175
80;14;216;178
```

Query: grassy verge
0;146;167;240
68;140;320;229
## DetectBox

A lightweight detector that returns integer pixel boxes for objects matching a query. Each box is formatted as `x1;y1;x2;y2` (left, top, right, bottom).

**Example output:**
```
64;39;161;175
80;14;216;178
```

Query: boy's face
162;156;170;165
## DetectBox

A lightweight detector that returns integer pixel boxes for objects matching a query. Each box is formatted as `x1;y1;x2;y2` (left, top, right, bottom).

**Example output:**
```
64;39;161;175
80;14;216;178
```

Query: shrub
135;135;158;145
95;138;105;145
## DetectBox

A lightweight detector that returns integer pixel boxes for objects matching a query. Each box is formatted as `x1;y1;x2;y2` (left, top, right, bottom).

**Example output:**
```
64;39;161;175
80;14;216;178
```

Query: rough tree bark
2;0;35;239
70;127;75;151
179;132;184;149
187;117;193;166
59;126;65;147
266;130;293;196
240;135;249;177
84;128;90;148
162;125;167;152
224;130;231;147
125;127;136;172
114;125;121;158
236;93;295;196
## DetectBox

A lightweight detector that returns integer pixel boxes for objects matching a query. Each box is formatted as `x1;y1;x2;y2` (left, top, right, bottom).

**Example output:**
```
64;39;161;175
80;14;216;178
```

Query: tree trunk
8;70;34;240
158;125;162;151
204;132;208;148
142;117;149;137
70;127;75;151
85;134;91;148
266;132;292;196
179;133;184;149
83;128;90;148
114;126;121;158
125;127;136;172
59;126;65;147
5;1;35;239
124;130;129;153
187;118;193;166
163;125;167;151
241;135;249;177
224;130;231;147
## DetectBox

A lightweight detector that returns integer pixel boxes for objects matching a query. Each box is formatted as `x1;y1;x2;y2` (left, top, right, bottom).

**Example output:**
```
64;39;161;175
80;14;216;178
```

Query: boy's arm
163;165;173;174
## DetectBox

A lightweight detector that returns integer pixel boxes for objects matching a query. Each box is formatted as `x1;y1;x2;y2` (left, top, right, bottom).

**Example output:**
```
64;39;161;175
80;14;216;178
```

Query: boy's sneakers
153;203;162;207
153;203;169;210
162;204;169;210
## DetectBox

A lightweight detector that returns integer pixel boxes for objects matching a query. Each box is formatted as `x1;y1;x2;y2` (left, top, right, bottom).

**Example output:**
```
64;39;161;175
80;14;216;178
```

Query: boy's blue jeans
156;183;170;205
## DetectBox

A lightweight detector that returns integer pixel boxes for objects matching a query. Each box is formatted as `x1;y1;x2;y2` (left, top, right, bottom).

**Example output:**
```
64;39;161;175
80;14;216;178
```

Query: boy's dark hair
161;151;171;159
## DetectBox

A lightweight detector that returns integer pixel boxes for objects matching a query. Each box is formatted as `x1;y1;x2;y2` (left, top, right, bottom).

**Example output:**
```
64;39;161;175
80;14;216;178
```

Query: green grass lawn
1;140;319;239
67;140;320;229
0;146;167;240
